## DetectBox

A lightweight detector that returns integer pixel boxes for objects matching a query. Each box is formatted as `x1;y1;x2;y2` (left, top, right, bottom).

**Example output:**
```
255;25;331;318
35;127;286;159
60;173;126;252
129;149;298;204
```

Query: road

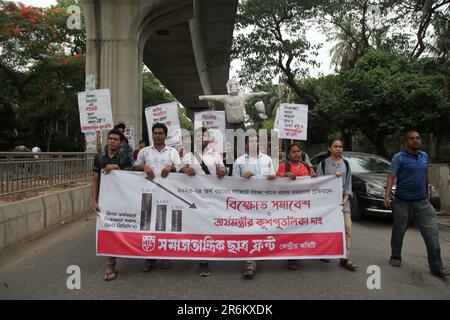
1;215;449;300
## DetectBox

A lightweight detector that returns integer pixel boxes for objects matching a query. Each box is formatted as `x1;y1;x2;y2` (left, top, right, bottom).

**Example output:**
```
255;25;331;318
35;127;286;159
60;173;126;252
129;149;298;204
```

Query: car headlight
366;183;385;198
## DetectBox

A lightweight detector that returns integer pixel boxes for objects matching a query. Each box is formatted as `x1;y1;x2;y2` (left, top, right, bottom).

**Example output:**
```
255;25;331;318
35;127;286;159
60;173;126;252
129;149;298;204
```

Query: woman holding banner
277;144;315;271
316;139;358;271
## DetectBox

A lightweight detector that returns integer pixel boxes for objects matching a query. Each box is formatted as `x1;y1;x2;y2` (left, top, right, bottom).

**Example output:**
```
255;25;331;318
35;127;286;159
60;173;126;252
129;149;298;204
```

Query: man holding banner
180;127;228;276
233;133;276;279
92;129;132;281
133;123;182;271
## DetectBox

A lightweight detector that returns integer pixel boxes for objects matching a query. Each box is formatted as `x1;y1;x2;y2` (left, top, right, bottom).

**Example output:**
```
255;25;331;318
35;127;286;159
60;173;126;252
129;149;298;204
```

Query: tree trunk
342;131;353;151
372;136;390;159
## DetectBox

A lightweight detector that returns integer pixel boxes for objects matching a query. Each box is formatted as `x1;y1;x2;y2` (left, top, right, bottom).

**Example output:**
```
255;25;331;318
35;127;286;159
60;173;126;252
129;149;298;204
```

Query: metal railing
0;152;96;196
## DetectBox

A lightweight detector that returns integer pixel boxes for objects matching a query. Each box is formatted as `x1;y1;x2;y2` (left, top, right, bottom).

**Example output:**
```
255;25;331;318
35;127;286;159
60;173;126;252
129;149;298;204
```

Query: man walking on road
385;131;449;279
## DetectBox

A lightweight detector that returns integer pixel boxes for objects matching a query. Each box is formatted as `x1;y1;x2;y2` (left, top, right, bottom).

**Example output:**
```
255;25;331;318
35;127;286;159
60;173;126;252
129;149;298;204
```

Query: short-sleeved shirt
389;150;428;201
92;149;132;173
181;149;225;176
134;145;181;173
277;161;314;177
232;153;275;178
316;157;353;197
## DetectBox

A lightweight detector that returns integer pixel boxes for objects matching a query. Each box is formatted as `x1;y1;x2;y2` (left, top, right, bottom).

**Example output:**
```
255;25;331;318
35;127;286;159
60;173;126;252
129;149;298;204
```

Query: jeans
391;198;444;274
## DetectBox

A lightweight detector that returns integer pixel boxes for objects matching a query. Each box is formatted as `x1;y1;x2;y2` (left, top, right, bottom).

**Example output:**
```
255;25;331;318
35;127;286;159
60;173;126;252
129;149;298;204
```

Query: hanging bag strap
194;150;211;175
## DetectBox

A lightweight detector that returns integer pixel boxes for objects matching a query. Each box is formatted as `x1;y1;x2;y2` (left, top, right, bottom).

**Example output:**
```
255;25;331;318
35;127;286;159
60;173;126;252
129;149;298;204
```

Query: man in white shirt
134;123;181;180
233;134;276;279
180;127;227;276
133;123;181;272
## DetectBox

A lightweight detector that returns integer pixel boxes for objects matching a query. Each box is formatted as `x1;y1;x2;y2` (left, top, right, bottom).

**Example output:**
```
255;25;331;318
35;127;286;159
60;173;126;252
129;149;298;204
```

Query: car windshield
343;154;391;173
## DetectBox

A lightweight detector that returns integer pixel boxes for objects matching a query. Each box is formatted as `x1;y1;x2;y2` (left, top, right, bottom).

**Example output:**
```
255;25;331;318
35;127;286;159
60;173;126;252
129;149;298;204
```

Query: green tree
0;0;86;150
313;50;450;157
329;19;361;71
232;0;320;105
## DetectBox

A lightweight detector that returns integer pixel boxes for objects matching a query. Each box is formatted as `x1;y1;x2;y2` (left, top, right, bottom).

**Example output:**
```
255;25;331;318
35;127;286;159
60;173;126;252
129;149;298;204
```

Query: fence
0;152;96;196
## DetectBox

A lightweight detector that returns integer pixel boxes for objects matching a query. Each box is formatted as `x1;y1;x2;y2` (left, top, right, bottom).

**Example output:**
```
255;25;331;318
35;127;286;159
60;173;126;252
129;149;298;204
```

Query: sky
15;0;335;82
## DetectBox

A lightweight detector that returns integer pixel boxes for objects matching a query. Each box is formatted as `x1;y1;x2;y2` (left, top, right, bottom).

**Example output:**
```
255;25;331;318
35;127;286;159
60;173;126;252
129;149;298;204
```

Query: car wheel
351;196;363;221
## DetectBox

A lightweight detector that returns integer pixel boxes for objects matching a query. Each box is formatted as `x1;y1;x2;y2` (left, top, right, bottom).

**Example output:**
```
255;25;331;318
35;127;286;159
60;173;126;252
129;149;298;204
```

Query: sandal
243;264;256;279
103;266;117;281
287;260;299;271
243;268;255;279
340;259;358;271
142;259;156;273
161;260;172;270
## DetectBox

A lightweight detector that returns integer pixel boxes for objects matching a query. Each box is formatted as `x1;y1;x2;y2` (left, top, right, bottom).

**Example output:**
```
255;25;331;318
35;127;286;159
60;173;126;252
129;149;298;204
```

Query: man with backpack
92;129;133;281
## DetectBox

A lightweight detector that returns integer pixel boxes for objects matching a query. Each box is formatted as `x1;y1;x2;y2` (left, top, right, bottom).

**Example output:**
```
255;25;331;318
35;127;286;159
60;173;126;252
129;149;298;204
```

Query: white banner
97;172;345;260
77;89;114;132
194;111;226;154
145;102;182;147
276;103;308;141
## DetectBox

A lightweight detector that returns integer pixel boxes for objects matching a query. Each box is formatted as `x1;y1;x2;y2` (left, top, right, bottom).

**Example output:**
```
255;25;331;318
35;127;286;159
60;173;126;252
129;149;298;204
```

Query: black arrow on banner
146;177;197;209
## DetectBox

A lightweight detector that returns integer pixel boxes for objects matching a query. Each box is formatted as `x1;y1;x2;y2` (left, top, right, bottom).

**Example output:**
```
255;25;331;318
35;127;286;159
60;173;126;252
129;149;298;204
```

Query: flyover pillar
82;0;144;145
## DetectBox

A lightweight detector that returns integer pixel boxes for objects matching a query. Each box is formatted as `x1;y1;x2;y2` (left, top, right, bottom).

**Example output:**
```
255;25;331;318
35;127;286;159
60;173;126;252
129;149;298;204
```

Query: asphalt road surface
1;215;449;300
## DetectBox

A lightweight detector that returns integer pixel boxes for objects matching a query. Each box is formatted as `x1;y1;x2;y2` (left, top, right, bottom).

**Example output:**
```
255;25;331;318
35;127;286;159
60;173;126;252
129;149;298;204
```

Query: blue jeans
391;198;444;274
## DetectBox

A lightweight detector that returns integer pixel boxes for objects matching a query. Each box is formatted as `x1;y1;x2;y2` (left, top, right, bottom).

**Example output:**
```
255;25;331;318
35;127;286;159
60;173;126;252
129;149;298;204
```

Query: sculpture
199;78;267;130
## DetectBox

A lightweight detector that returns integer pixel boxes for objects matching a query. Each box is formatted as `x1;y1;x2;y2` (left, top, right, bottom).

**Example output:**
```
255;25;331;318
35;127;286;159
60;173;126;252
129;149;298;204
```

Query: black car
310;151;441;220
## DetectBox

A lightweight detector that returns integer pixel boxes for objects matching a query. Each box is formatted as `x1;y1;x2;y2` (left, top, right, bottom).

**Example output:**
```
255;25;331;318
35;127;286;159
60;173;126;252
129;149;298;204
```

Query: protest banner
97;172;345;260
77;89;114;132
123;122;136;150
145;102;182;147
275;104;308;141
194;111;226;153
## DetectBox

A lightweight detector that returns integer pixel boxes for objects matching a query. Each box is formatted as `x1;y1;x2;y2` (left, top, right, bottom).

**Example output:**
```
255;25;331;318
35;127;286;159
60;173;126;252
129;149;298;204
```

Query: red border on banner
97;231;344;259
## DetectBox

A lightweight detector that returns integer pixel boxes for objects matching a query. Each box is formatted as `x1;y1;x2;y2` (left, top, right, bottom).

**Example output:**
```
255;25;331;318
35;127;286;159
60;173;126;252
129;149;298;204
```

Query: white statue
199;78;267;130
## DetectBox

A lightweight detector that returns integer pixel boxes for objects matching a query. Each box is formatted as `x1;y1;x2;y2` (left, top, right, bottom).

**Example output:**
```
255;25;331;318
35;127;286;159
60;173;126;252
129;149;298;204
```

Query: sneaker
199;263;210;277
432;269;450;279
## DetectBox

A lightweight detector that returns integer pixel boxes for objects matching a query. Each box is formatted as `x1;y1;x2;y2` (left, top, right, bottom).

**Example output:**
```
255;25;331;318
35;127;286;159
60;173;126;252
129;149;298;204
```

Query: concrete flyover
81;0;238;140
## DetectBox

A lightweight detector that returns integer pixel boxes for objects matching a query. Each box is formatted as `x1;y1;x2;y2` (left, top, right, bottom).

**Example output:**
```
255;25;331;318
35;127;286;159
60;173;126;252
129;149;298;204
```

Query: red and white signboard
145;102;182;147
194;111;226;153
275;103;308;141
77;89;114;133
97;172;345;260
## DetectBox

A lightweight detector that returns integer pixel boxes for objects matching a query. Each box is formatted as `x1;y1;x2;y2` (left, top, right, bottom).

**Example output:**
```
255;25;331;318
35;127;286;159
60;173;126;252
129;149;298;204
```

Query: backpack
285;160;314;176
319;156;350;179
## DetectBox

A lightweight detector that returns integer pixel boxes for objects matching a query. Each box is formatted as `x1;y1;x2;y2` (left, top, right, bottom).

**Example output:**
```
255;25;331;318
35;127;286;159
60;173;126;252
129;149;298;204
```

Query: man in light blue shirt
233;134;276;279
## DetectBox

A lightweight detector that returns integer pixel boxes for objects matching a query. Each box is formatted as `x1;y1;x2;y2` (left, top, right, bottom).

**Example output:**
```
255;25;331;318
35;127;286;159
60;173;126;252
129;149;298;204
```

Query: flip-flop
243;268;255;279
103;269;117;281
287;260;299;271
161;260;172;270
142;260;156;273
340;259;358;271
